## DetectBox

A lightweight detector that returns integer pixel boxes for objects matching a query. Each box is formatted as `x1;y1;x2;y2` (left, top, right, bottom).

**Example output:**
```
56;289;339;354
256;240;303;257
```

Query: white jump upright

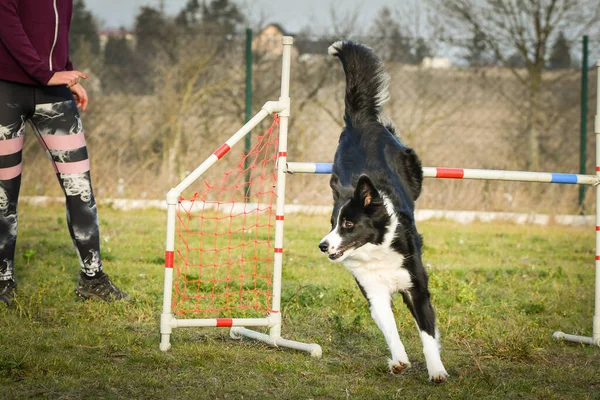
284;61;600;349
159;36;322;357
553;60;600;347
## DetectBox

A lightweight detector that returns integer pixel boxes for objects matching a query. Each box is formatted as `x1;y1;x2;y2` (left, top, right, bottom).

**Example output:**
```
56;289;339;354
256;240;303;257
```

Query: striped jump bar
285;162;599;185
172;317;272;328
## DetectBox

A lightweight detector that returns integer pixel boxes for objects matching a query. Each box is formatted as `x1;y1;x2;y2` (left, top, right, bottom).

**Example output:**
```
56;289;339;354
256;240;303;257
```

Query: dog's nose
318;241;329;253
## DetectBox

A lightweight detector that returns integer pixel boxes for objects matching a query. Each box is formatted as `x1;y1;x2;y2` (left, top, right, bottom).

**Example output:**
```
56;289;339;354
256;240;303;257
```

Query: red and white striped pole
160;192;177;351
269;36;293;339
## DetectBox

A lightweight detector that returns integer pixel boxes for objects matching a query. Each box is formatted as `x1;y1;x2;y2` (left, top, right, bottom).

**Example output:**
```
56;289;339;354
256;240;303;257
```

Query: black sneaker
0;279;16;306
75;273;132;302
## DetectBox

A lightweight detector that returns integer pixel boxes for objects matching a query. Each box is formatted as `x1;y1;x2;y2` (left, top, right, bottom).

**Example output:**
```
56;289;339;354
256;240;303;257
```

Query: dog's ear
330;174;342;201
355;175;379;207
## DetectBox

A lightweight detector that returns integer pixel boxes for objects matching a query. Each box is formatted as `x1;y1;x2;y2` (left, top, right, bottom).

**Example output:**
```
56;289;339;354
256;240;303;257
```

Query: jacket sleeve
0;0;54;84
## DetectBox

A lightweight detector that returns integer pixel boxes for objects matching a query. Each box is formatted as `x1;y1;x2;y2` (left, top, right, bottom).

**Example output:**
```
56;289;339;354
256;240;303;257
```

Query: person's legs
30;86;103;277
0;80;35;305
30;85;130;301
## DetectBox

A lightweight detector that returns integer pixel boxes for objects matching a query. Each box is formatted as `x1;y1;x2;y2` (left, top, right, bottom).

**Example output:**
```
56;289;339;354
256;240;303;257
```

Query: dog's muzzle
318;241;344;261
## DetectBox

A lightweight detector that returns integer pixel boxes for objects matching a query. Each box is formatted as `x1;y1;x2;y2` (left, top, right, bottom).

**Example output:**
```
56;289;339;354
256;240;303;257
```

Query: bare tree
326;7;365;39
370;7;415;63
152;36;248;185
430;0;600;171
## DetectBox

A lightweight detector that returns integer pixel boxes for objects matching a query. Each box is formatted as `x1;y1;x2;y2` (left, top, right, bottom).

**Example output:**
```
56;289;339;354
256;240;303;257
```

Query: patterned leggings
0;79;103;281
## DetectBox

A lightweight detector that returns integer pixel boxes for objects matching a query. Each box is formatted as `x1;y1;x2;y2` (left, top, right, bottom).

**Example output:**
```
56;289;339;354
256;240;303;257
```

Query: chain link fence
19;33;598;214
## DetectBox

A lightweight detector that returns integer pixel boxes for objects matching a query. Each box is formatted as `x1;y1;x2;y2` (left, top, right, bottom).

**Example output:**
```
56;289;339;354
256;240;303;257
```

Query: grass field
1;203;599;399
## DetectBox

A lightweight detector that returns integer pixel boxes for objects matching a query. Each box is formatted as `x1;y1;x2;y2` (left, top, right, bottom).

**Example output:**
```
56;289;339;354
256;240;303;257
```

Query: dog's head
318;174;394;262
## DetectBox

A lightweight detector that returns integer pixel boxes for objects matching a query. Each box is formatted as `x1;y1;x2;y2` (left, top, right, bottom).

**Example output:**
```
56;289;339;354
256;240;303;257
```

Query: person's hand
69;83;88;112
47;70;87;88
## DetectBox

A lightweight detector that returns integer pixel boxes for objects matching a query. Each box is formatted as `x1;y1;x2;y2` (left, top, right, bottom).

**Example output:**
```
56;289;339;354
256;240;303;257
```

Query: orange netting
173;116;280;317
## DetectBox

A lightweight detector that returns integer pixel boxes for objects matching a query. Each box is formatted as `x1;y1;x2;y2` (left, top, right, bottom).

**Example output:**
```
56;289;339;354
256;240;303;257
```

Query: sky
85;0;402;33
83;0;597;63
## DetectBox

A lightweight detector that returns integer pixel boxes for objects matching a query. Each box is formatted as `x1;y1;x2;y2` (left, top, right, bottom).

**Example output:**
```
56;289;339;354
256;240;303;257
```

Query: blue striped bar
551;173;578;184
314;163;333;174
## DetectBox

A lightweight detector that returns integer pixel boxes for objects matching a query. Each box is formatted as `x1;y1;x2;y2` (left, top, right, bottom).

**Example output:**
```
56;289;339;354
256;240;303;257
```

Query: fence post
579;35;589;213
244;28;253;199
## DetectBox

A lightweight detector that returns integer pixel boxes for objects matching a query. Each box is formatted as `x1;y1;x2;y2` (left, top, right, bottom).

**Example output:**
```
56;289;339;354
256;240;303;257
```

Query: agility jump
160;37;600;355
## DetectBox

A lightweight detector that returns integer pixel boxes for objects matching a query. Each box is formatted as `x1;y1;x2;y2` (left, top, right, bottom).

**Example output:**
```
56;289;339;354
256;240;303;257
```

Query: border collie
318;41;448;383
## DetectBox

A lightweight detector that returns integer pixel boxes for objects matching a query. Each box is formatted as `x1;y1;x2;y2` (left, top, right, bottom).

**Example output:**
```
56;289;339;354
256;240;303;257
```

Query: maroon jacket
0;0;73;85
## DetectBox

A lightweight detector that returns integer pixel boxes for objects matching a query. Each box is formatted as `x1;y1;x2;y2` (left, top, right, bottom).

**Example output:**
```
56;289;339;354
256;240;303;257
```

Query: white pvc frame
159;36;322;357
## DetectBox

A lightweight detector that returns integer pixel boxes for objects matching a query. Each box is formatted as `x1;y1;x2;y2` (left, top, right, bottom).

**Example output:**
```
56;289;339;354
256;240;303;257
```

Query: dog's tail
328;40;389;128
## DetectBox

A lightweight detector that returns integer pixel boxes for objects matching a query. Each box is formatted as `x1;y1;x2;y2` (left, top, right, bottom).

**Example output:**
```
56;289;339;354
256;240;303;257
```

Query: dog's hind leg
362;284;411;374
401;286;448;383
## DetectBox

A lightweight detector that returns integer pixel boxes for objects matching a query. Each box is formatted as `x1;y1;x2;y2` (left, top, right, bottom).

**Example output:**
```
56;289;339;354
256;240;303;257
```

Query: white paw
388;359;411;375
429;369;449;383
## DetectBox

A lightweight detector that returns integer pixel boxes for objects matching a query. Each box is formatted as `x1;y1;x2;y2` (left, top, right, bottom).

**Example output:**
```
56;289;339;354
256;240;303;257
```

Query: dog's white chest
343;244;412;294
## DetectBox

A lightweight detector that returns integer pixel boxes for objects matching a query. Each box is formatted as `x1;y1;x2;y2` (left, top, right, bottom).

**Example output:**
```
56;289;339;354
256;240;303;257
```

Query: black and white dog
318;41;448;383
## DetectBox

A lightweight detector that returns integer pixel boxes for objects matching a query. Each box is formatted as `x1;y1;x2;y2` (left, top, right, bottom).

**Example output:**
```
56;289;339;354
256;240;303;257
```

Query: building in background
99;28;136;51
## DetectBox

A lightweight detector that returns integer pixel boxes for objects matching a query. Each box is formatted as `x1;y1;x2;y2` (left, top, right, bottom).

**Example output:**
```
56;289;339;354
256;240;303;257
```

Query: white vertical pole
593;61;600;345
160;189;179;351
270;36;294;339
555;61;600;346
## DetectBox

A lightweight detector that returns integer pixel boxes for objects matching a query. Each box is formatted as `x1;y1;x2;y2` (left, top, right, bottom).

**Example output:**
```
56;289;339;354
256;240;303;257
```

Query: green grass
2;203;600;399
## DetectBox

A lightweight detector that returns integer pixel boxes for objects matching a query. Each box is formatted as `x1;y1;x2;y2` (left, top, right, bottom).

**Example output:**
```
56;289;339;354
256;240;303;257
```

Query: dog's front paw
429;369;448;384
388;359;411;375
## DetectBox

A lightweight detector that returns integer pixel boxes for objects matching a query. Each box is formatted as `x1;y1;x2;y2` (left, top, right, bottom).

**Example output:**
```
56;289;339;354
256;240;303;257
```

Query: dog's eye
342;220;354;229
